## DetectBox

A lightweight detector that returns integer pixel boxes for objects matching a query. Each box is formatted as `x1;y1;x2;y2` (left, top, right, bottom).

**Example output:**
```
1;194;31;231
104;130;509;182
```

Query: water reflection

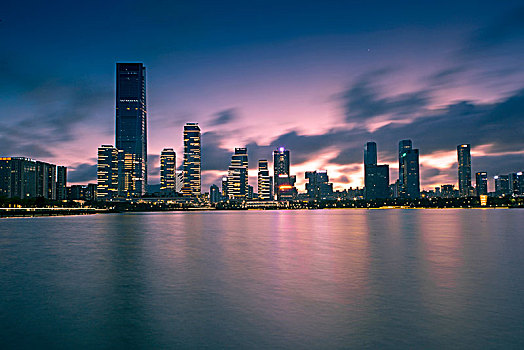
1;209;523;348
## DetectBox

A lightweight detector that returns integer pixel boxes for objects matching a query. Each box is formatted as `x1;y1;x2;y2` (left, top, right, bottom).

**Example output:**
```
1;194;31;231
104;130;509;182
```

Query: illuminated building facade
182;123;201;196
364;142;390;200
116;63;147;197
305;170;334;200
0;157;65;200
36;161;57;200
494;175;510;197
221;176;228;198
457;144;472;197
273;147;297;201
398;140;420;198
475;172;488;196
56;166;67;200
210;184;220;203
160;148;176;194
0;157;37;199
509;172;524;195
227;148;249;199
97;145;120;200
257;159;273;200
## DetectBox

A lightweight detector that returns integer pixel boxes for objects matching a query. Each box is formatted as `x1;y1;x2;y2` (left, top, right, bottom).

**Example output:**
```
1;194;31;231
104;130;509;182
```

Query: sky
1;0;524;192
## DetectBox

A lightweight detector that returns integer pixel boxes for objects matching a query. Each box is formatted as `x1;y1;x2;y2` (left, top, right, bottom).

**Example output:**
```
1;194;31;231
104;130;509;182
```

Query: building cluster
0;157;67;200
363;141;524;200
2;62;523;204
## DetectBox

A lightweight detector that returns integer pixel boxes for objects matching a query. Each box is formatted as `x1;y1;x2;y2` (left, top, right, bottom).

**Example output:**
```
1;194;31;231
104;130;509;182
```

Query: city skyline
1;1;524;192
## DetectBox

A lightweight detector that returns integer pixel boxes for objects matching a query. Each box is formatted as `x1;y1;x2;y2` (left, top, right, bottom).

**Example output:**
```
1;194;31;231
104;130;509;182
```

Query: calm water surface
1;209;523;349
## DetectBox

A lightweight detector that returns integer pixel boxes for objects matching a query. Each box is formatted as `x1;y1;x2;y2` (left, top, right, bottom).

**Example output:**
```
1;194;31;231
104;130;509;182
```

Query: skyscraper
227;148;249;199
509;172;524;195
494;175;510;197
97;145;120;200
457;144;471;197
475;172;488;196
399;140;420;198
36;161;56;200
56;166;67;200
182;123;201;196
0;157;37;199
116;62;147;196
364;142;389;200
160;148;176;194
364;142;378;166
257;159;273;200
273;147;297;200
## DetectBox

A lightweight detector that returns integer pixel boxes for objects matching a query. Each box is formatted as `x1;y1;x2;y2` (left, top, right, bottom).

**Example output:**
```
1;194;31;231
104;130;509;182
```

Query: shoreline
1;206;519;218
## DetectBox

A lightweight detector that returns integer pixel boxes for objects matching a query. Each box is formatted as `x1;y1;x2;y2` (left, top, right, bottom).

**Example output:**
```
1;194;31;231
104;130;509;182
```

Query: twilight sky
1;1;523;192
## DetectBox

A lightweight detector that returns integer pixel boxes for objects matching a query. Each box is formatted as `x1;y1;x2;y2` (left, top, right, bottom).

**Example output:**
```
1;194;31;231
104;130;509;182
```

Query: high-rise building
221;176;229;199
509;172;524;195
97;145;120;200
457;144;472;197
475;172;488;196
364;142;389;200
160;148;176;194
365;165;390;200
36;161;57;200
257;159;273;200
364;142;378;166
494;175;510;197
305;170;334;200
399;148;420;199
56;166;67;200
398;140;420;199
210;184;220;203
0;157;64;200
116;62;147;196
182;123;201;196
398;139;412;187
227;148;249;199
273;147;297;201
0;157;37;199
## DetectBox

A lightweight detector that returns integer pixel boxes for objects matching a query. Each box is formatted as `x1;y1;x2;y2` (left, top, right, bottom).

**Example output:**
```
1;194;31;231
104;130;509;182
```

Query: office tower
457;144;471;197
364;142;377;166
0;157;37;199
365;164;389;199
509;172;524;195
475;172;488;196
221;176;229;199
210;184;220;203
248;185;254;200
116;62;147;196
97;145;120;200
227;148;249;199
400;150;420;199
494;175;510;197
364;142;389;200
182;123;201;196
398;139;412;187
398;140;420;199
36;161;57;200
160;148;176;194
257;159;273;200
305;170;334;200
56;166;67;200
273;147;297;201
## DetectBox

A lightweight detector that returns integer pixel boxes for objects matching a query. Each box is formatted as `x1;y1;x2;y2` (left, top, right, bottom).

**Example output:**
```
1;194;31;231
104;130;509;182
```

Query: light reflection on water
1;209;523;349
